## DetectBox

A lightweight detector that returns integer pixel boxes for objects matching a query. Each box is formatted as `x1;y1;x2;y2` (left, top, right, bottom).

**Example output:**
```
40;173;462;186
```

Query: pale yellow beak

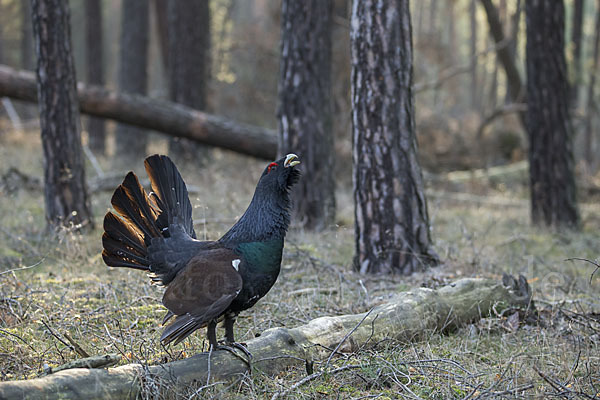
284;153;300;168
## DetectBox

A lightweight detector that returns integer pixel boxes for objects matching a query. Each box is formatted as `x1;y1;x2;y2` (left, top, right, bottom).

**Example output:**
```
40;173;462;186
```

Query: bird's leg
224;313;236;343
224;313;252;360
205;316;252;370
207;320;219;350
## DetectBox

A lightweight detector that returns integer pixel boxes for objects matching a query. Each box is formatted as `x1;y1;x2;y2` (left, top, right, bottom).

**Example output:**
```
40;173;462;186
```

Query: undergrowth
0;129;599;399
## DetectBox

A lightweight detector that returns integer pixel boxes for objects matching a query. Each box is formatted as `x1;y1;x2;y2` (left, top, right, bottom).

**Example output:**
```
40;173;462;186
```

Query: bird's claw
211;342;252;370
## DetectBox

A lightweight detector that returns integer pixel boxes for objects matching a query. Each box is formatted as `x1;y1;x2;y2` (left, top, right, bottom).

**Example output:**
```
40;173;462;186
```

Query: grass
0;128;599;399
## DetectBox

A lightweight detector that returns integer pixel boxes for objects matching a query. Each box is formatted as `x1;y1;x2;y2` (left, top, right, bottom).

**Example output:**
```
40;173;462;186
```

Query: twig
476;103;528;139
0;257;45;276
82;145;104;178
41;320;73;352
206;345;213;386
533;365;595;400
270;364;361;400
565;257;600;284
63;332;90;358
324;308;375;369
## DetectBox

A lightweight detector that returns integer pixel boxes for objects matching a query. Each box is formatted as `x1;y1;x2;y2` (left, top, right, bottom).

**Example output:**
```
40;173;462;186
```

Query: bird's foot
212;342;252;370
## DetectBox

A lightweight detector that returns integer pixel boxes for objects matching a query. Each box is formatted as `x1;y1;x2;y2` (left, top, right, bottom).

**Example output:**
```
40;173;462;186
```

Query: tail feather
102;155;199;285
144;155;196;239
160;314;201;345
102;233;149;270
103;212;146;254
110;172;161;241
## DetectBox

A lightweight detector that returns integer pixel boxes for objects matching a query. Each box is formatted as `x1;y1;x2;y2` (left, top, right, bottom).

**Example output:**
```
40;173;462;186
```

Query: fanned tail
102;155;199;284
144;154;196;239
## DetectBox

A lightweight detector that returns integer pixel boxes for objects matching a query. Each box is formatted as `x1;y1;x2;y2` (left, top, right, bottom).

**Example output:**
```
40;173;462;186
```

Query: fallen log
0;65;278;160
0;275;532;399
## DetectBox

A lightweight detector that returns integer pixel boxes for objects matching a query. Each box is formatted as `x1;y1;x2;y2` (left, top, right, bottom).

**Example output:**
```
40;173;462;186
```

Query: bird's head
257;153;301;194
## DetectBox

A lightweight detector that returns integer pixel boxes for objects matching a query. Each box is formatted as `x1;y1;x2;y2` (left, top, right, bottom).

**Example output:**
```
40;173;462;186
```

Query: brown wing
160;248;243;345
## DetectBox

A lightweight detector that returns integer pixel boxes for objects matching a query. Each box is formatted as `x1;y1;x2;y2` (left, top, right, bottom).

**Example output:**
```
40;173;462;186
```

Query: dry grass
0;128;599;399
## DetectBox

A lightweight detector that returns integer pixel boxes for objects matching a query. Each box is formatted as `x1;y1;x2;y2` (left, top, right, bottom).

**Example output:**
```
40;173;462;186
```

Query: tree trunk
31;0;93;230
278;0;335;231
569;0;584;110
584;0;600;168
84;0;106;155
505;0;522;104
526;0;579;228
470;0;479;110
21;1;34;70
479;0;525;108
167;0;211;162
152;0;169;72
115;0;149;161
0;276;532;399
350;0;438;275
0;65;278;160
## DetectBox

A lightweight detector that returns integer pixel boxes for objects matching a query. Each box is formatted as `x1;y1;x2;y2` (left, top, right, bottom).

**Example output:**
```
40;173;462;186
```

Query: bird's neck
219;192;291;245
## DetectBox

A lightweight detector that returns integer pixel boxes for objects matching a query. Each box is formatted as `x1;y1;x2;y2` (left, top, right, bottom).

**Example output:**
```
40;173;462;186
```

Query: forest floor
0;128;599;399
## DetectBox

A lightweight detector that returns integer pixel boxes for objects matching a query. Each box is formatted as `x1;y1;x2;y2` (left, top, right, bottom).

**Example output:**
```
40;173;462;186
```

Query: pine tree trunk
479;0;524;104
569;0;584;110
167;0;211;162
278;0;335;231
31;0;93;230
153;0;169;72
350;0;438;275
525;0;579;228
470;0;479;110
584;0;600;168
21;1;34;70
115;0;149;161
505;0;522;104
85;0;106;155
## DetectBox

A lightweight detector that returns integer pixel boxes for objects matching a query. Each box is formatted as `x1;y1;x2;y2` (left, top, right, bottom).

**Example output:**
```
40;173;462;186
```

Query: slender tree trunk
85;0;106;155
0;6;4;65
479;0;525;104
21;1;34;70
31;0;93;230
447;0;457;66
278;0;335;231
526;0;579;228
167;0;211;162
115;0;149;161
506;0;522;103
429;0;438;35
153;0;169;73
470;0;479;110
350;0;438;274
19;0;35;118
570;0;584;110
584;0;600;168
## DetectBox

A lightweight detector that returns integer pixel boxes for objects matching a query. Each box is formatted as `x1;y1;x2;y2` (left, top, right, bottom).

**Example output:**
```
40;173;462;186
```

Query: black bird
102;153;300;348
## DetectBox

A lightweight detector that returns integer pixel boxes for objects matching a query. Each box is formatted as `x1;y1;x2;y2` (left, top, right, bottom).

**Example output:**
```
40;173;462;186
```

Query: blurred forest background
1;0;598;176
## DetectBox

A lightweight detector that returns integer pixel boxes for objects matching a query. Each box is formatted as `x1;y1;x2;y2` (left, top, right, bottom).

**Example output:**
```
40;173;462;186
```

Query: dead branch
0;65;277;160
476;103;528;139
0;276;533;399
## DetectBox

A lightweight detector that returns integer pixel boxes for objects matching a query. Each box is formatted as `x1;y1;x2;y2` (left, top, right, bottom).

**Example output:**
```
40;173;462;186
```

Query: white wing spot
232;259;240;271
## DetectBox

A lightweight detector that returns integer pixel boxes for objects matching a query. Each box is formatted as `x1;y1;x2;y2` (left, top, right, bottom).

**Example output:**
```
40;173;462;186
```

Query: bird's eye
267;162;278;173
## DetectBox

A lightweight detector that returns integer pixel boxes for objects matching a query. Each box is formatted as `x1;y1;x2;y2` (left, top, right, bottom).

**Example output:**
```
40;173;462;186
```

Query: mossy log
0;276;532;399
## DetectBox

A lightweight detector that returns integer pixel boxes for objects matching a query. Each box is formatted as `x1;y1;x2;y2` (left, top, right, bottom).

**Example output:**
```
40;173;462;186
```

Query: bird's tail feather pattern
102;154;196;277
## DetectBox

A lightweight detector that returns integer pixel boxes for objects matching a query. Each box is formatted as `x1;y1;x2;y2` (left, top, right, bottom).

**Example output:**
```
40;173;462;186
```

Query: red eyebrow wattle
267;162;278;172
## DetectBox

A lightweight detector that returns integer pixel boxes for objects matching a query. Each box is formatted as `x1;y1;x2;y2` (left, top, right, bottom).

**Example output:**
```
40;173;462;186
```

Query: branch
0;65;277;160
0;276;533;399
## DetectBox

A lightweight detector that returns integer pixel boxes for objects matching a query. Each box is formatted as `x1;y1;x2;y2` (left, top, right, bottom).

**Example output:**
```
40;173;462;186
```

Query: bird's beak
284;154;300;168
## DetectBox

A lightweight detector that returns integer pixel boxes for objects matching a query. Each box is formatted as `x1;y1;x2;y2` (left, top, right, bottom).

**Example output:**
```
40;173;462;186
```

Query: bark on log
0;276;532;400
0;65;278;160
